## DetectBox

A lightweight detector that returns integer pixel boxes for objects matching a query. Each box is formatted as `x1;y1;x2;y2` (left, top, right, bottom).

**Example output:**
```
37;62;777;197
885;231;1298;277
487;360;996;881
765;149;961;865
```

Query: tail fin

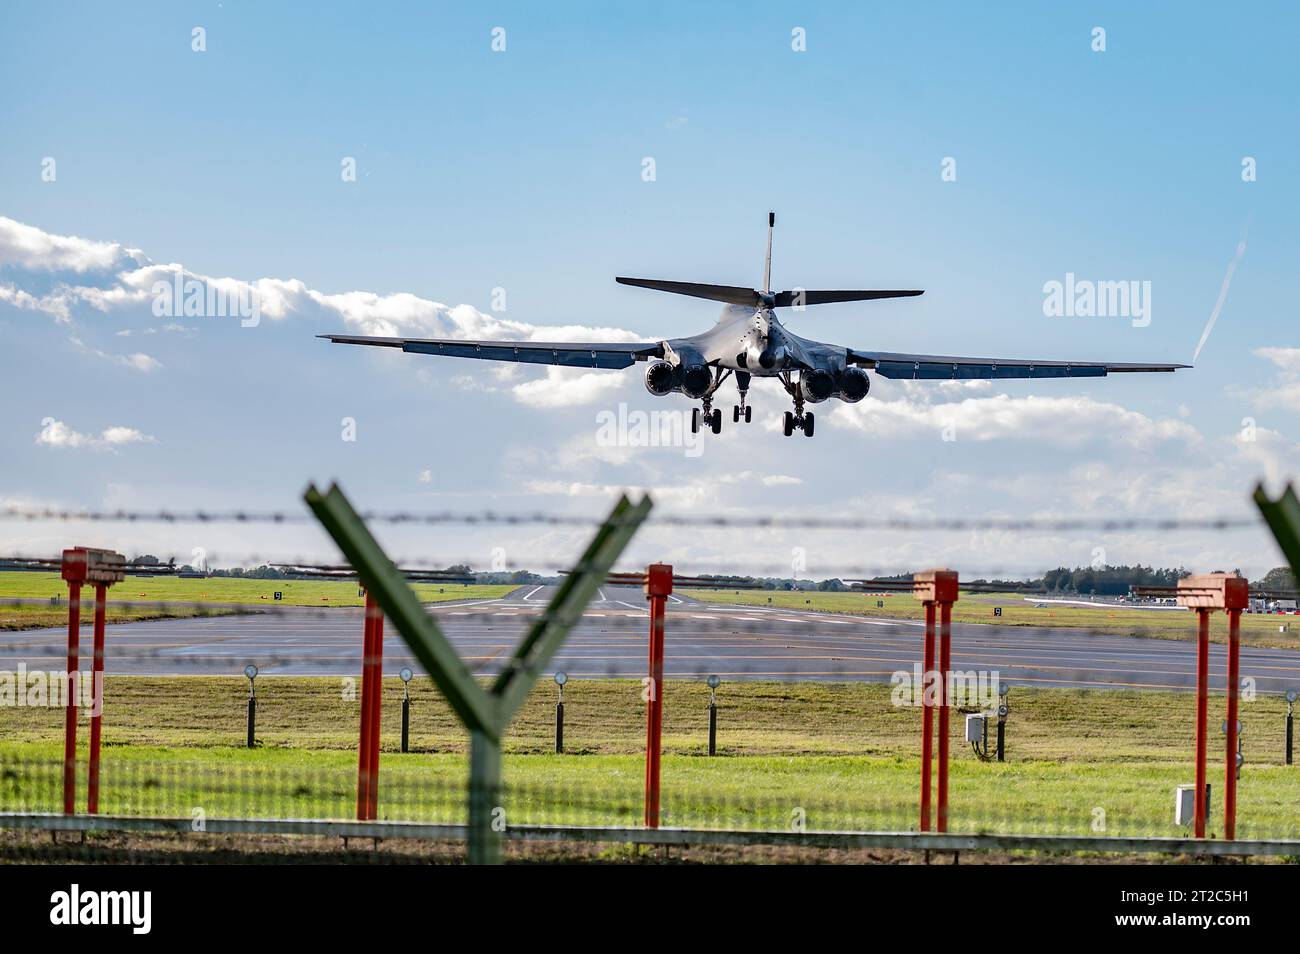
763;211;775;294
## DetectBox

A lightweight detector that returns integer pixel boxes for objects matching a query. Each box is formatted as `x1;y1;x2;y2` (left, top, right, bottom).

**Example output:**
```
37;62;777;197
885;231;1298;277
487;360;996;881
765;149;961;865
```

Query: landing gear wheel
782;411;794;437
691;408;700;434
803;411;815;437
733;405;740;423
711;408;722;434
744;405;752;423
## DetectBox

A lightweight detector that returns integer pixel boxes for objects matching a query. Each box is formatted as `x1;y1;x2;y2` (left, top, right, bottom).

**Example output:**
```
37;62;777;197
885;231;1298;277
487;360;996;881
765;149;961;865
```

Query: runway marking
522;585;544;601
616;601;646;611
598;588;608;603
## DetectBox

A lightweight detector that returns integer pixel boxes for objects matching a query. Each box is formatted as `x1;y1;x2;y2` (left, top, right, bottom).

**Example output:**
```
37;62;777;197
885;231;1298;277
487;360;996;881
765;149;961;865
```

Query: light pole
243;664;258;749
706;674;720;756
554;671;568;754
399;667;413;753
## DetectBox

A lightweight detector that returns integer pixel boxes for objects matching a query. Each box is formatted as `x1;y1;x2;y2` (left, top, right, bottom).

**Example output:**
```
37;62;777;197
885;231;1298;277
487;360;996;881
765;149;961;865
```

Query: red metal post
356;597;375;820
1225;607;1241;840
937;600;953;833
86;583;107;814
1194;607;1210;838
367;601;384;820
62;580;82;816
920;600;936;832
643;564;672;828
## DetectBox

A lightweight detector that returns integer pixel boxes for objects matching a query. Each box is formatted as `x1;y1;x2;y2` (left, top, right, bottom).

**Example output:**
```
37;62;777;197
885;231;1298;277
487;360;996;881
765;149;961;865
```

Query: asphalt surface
5;584;1300;693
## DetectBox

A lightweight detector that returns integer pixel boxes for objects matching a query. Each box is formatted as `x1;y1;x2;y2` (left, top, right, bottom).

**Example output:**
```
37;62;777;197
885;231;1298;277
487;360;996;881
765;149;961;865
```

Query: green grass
682;588;1300;648
3;677;1298;838
0;572;516;630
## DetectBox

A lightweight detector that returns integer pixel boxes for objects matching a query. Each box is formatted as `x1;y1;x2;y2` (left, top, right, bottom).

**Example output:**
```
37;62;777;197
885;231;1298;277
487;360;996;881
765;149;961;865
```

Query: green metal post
468;728;502;865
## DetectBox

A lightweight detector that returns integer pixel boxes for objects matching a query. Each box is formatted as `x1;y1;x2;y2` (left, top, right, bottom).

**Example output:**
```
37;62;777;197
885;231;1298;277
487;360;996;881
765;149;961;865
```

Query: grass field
0;572;517;630
681;588;1300;649
3;677;1298;840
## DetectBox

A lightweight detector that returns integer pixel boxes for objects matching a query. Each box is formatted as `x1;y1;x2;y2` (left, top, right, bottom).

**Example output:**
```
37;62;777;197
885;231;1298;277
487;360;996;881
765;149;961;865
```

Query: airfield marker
1195;607;1210;838
920;601;935;832
937;601;952;833
1225;607;1242;839
643;563;672;828
356;597;375;819
62;579;81;816
86;583;107;813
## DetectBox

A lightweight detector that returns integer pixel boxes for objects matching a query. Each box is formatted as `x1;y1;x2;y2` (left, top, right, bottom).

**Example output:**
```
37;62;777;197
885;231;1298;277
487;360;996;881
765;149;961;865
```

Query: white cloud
0;216;140;273
35;418;156;450
0;215;647;406
1231;347;1300;413
833;393;1200;446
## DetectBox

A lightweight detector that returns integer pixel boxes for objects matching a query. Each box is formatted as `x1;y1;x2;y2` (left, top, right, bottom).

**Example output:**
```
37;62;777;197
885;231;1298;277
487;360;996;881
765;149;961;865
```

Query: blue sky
1;1;1297;578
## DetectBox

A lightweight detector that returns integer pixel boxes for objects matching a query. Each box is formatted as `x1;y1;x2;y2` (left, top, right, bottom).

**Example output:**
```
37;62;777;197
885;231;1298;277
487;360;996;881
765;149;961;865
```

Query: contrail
1192;228;1248;363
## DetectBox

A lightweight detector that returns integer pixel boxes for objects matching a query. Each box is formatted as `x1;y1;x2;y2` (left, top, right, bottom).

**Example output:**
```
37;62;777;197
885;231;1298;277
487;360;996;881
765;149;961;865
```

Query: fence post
304;482;651;864
643;563;672;828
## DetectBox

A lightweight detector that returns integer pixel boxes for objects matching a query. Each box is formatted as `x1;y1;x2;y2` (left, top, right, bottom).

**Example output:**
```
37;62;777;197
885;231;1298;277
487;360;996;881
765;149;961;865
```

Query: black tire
782;411;793;437
691;408;700;434
803;412;815;437
744;405;752;423
733;405;740;423
711;408;722;434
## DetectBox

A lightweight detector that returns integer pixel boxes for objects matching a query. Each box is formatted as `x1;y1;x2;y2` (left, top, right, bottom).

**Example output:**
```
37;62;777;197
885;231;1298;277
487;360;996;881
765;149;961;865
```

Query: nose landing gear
731;370;753;424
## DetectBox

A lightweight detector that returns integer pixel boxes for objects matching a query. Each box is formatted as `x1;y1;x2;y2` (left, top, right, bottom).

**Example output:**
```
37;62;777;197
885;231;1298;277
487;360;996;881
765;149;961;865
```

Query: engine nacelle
798;368;836;404
837;366;871;403
679;363;713;399
644;360;677;396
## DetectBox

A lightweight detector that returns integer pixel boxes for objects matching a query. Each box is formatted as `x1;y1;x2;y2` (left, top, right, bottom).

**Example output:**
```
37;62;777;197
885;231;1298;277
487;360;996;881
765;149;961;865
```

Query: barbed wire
0;504;1262;533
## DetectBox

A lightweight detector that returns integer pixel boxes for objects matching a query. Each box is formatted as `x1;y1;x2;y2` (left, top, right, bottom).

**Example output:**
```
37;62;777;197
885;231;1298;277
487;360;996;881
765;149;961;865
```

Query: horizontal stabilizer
615;277;759;306
617;278;924;309
773;289;924;307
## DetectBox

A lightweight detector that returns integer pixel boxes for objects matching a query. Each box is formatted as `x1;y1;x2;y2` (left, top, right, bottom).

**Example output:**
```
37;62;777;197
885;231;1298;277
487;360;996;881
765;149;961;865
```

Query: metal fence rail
3;812;1299;858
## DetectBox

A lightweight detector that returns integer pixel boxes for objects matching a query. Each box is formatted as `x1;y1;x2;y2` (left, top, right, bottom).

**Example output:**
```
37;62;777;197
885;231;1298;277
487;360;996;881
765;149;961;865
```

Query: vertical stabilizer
762;212;775;295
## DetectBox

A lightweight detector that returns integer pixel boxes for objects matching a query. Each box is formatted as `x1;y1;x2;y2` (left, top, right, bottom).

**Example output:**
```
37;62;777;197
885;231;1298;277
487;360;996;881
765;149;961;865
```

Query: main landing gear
691;404;722;435
779;370;814;437
689;366;731;435
782;410;814;437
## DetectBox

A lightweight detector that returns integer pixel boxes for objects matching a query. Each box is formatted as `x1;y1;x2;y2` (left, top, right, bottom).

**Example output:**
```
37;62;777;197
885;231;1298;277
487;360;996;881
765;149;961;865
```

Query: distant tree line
1041;564;1191;595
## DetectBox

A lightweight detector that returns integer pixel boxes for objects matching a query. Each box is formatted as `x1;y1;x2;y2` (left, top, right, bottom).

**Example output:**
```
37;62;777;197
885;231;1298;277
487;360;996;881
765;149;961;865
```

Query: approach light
399;667;413;683
554;671;568;687
706;674;721;690
244;664;258;681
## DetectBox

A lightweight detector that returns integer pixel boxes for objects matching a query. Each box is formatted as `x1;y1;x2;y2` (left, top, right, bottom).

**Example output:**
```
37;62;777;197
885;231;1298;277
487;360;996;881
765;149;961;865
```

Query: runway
4;584;1300;693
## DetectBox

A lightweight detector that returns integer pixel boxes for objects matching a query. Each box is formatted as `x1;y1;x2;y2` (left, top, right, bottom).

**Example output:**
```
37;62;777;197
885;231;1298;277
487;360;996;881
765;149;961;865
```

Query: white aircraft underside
321;213;1188;438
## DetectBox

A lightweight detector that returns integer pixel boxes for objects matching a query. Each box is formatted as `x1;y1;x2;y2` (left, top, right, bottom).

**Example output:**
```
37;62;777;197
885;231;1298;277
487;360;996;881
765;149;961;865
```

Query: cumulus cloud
35;418;156;450
0;215;647;406
832;393;1199;446
1230;347;1300;413
0;216;142;273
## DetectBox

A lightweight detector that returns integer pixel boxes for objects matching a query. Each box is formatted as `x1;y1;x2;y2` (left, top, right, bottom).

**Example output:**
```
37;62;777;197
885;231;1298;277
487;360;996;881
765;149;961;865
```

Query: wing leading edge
848;349;1190;380
319;334;665;370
